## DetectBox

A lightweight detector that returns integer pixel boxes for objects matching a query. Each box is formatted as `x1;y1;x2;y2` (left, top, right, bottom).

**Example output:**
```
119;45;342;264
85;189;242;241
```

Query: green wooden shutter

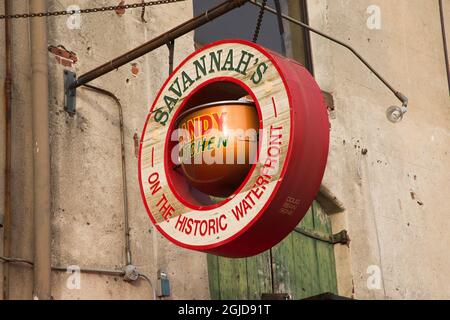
207;201;338;300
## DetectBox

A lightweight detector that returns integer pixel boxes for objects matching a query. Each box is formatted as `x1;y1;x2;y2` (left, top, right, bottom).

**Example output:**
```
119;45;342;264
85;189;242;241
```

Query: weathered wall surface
2;0;449;301
3;0;209;300
46;0;209;300
308;0;450;299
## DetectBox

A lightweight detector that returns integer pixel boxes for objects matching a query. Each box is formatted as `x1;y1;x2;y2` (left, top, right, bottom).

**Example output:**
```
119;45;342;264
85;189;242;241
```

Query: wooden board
291;208;321;299
313;202;338;294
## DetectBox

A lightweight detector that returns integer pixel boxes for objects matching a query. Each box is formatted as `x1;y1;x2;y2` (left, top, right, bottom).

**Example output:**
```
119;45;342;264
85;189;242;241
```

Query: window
193;0;313;71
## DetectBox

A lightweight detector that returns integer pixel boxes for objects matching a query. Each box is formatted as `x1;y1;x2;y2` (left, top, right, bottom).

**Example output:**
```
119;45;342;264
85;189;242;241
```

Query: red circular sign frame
138;40;329;258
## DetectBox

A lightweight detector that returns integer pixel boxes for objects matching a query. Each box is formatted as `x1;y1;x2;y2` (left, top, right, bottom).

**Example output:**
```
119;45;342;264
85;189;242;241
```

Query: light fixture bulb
386;106;407;123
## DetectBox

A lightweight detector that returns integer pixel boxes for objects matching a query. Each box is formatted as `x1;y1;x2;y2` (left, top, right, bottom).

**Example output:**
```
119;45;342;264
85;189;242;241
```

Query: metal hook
140;0;147;23
167;40;175;75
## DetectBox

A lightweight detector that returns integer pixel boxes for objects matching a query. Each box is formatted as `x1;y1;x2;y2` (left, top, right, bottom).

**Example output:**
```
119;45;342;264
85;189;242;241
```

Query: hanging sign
138;39;329;258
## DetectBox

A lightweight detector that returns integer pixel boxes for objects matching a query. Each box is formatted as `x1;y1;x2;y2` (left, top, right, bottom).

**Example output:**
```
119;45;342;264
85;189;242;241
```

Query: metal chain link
0;0;185;20
252;0;267;43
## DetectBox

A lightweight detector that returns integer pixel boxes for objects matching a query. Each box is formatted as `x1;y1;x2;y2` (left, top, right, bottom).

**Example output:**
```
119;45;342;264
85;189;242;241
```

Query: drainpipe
30;0;51;300
2;0;12;300
439;0;450;93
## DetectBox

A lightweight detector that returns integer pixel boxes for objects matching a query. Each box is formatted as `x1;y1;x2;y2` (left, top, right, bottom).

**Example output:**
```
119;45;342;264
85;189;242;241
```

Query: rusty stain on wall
131;63;140;77
116;1;126;16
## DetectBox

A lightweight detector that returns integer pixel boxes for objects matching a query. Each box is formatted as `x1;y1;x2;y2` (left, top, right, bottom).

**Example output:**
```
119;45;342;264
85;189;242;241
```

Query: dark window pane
193;0;284;54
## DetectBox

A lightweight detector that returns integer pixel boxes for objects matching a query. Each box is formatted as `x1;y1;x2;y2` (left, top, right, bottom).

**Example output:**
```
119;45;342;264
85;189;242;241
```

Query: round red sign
138;39;329;258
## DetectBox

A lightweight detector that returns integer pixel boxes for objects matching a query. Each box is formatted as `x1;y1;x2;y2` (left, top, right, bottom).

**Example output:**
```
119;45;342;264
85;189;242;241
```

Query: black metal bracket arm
64;70;77;115
62;0;250;115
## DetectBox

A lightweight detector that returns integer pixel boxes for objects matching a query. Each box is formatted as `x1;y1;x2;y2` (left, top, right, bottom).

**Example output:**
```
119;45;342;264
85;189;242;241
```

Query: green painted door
207;201;338;300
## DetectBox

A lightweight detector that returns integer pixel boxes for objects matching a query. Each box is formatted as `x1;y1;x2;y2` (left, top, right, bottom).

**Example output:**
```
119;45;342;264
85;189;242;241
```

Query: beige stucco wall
1;0;449;300
308;0;450;299
47;0;210;300
2;0;210;300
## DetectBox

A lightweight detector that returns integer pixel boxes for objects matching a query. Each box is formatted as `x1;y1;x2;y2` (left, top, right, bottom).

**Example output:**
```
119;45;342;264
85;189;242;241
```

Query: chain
0;0;185;20
141;0;148;23
252;0;267;43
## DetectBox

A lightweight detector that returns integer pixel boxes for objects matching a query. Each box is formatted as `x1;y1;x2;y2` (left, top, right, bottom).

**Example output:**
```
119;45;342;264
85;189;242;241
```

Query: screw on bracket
64;70;77;115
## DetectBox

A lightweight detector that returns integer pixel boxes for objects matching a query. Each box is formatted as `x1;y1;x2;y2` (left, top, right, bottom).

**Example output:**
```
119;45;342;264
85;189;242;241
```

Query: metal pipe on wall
0;257;158;299
81;84;132;266
439;0;450;93
29;0;51;300
0;256;33;267
2;0;12;300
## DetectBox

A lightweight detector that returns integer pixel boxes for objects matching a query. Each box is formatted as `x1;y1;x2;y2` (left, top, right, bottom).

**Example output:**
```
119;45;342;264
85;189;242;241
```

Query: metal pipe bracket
64;70;77;115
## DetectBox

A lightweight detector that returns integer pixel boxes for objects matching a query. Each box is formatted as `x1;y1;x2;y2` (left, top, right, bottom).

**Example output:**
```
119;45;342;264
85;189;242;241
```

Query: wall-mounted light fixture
386;105;408;123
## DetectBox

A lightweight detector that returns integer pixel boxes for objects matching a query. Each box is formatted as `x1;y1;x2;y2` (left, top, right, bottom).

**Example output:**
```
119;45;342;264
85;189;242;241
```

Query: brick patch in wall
131;63;140;77
48;45;78;67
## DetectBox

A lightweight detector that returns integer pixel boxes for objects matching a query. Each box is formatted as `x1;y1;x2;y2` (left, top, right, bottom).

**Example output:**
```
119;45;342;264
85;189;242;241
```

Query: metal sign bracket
64;70;77;115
